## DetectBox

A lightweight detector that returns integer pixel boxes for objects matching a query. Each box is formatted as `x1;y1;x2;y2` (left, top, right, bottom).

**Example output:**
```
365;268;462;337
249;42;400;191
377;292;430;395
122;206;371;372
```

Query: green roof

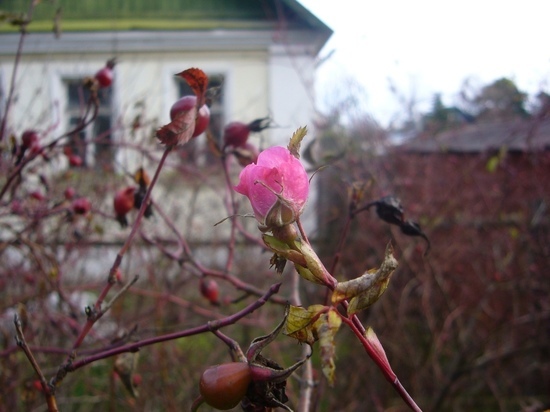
0;0;331;33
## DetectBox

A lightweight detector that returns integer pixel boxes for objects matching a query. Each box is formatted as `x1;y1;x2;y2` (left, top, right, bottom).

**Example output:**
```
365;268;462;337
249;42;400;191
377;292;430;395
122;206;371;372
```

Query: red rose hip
169;95;210;138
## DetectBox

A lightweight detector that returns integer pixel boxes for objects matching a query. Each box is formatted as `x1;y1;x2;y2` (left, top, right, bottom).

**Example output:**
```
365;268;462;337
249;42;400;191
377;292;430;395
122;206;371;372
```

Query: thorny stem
116;146;172;259
0;93;99;201
70;276;139;352
63;147;170;364
65;283;282;372
340;313;423;412
14;314;59;412
221;155;238;271
295;215;421;410
316;195;422;409
0;0;37;142
296;217;311;245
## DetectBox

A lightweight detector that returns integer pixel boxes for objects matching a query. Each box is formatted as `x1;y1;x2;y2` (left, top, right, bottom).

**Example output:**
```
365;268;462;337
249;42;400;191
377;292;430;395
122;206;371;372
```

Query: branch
66;282;282;372
14;314;59;412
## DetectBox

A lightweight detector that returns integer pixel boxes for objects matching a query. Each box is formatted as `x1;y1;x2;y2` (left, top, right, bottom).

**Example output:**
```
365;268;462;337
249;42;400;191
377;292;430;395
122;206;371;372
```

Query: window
65;79;113;170
175;73;225;165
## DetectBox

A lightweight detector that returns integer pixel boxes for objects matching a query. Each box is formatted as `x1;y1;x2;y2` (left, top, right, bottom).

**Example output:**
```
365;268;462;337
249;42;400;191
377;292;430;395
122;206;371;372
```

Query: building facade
0;0;331;170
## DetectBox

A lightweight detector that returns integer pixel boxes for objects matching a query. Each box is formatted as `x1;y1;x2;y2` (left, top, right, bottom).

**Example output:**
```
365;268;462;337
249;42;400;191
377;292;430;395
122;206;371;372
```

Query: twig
0;0;37;142
70;276;139;352
0;96;99;201
66;283;282;372
66;146;171;356
221;155;238;271
340;315;423;412
116;146;172;259
290;268;314;411
212;330;246;362
14;314;59;412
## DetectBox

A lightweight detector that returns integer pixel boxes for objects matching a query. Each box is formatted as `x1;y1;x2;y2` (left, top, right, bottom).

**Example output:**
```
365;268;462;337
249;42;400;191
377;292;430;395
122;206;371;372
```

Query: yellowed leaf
262;235;307;267
314;308;342;385
294;238;332;285
347;277;391;316
287;126;307;159
365;327;390;366
284;304;328;345
331;243;397;310
295;264;326;285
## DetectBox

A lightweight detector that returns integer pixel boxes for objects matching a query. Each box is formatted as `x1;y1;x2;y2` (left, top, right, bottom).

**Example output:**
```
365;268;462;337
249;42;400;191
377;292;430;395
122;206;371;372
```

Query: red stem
221;155;238;271
0;1;35;142
340;315;423;412
68;147;171;354
67;283;281;371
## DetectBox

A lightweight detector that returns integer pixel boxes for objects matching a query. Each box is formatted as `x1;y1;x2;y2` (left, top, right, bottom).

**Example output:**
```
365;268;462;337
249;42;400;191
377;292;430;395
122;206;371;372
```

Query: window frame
51;65;119;170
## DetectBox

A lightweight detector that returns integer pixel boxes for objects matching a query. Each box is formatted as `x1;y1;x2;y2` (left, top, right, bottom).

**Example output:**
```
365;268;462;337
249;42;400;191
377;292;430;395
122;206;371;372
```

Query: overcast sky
299;0;550;125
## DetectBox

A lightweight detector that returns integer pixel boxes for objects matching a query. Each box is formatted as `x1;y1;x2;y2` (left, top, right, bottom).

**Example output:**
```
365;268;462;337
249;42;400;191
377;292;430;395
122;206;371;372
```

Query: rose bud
234;146;308;231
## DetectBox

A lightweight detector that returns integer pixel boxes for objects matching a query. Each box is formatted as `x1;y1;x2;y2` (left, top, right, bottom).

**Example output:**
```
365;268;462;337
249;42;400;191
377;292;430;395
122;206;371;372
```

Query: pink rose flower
234;146;309;230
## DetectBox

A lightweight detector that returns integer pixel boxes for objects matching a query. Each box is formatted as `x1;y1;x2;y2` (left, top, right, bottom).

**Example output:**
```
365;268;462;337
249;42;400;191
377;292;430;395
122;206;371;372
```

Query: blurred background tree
310;76;550;411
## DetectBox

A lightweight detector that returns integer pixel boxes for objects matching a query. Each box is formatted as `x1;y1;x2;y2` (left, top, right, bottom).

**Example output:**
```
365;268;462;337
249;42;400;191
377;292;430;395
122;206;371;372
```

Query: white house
0;1;331;253
0;0;331;170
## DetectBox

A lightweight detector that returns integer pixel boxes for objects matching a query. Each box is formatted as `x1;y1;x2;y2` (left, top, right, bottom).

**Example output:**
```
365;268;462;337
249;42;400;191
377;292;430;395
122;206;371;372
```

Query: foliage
3;2;548;411
471;77;530;120
405;78;534;136
0;4;424;411
314;99;550;410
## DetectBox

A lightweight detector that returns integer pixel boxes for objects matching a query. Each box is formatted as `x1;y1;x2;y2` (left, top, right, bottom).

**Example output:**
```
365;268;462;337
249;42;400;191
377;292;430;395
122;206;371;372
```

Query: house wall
0;30;321;235
1;49;275;161
0;45;318;160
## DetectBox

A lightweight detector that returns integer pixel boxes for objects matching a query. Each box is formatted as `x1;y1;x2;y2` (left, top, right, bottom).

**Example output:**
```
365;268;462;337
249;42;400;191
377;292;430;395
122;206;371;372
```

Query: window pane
68;116;87;167
64;78;113;169
67;80;88;108
94;115;114;170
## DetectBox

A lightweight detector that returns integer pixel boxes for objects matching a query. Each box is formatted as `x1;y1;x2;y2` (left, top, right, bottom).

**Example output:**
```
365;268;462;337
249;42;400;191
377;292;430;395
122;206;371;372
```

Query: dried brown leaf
331;243;397;313
314;308;342;385
156;105;197;146
176;67;208;106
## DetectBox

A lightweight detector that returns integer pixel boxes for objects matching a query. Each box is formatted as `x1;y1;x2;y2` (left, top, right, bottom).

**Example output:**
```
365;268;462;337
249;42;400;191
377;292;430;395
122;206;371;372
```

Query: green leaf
486;155;499;173
287;126;308;159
